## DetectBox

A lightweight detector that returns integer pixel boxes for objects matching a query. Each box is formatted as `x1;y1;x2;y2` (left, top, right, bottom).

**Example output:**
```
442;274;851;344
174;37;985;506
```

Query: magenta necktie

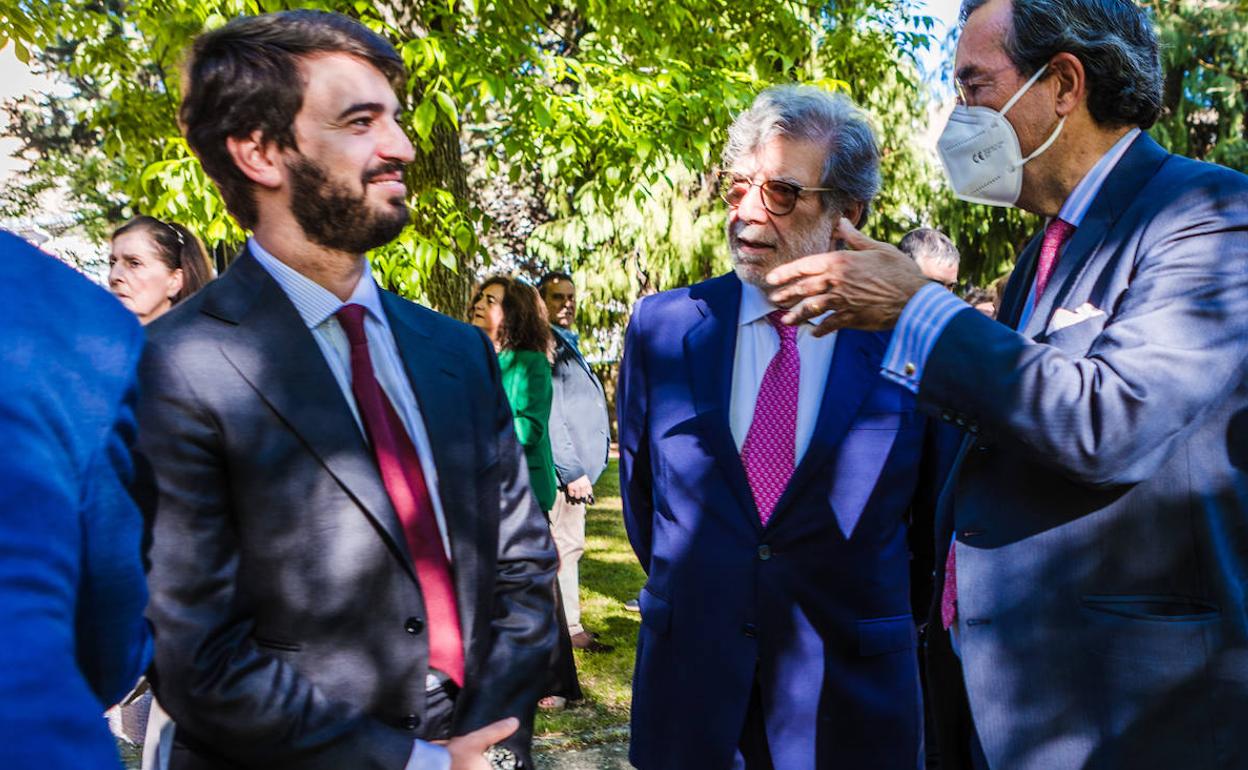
336;304;465;686
1034;217;1077;298
740;310;800;526
939;217;1077;630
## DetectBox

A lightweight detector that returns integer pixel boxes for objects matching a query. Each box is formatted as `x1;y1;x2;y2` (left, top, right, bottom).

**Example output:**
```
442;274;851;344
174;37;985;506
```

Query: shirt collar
738;278;832;327
248;237;386;330
1056;127;1140;227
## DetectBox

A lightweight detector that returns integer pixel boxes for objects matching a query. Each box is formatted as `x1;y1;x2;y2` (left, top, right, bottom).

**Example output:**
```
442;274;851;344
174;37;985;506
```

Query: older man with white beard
617;85;955;770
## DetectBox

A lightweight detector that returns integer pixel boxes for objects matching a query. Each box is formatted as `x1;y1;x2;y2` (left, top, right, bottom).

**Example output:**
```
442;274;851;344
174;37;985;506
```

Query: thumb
463;717;519;749
834;216;880;251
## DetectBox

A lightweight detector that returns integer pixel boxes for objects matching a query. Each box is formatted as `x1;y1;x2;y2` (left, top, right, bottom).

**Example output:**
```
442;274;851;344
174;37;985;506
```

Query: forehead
954;0;1015;82
111;229;159;256
296;52;401;117
483;283;506;298
545;279;575;295
730;135;826;184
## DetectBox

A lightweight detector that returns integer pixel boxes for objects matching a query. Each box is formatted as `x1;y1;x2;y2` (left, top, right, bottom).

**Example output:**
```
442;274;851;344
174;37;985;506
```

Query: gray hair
960;0;1162;129
722;85;882;222
899;227;960;268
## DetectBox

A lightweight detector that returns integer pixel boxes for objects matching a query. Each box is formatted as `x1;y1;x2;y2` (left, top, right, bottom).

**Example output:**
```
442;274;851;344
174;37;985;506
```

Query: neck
251;214;365;301
1024;124;1133;218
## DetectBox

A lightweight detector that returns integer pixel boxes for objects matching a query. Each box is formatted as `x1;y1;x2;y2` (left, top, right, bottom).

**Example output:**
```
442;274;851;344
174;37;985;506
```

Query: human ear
225;130;285;190
1048;52;1085;118
167;267;185;300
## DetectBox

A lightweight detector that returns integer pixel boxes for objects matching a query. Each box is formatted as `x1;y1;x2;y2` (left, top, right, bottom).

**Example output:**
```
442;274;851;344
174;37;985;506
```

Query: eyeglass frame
716;171;837;217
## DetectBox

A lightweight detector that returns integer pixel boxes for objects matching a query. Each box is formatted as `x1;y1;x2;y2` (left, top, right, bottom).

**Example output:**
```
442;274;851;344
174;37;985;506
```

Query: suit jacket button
757;544;771;561
401;715;419;730
941;410;953;422
742;623;757;638
405;617;424;635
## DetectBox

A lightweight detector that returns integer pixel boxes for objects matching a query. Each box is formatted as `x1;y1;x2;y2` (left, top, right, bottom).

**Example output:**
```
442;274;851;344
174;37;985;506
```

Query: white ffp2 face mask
937;63;1066;207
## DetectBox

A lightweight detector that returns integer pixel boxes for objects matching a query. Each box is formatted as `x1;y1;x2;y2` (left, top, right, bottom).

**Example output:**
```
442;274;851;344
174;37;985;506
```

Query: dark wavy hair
470;275;553;357
959;0;1162;129
111;216;214;303
179;10;406;229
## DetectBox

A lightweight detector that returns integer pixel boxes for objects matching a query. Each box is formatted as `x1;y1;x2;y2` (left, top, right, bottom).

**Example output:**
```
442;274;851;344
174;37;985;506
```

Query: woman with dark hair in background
470;275;582;711
109;215;214;324
106;215;213;770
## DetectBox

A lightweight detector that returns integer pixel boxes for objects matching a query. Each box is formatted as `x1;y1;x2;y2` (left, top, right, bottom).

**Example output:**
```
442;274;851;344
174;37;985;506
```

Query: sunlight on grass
535;459;644;746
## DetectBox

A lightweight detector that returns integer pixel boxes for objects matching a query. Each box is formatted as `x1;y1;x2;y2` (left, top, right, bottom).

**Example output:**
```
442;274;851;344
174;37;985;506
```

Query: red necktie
939;218;1078;630
1034;217;1076;298
336;304;464;686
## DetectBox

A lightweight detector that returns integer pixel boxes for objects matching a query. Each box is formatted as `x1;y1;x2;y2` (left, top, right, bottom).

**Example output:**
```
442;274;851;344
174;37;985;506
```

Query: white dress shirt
729;280;837;463
249;238;452;770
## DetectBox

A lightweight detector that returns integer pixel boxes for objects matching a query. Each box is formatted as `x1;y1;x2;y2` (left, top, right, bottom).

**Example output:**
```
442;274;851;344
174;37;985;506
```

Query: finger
768;273;839;307
765;252;836;287
465;717;519;749
834;217;885;252
780;294;833;326
809;312;849;338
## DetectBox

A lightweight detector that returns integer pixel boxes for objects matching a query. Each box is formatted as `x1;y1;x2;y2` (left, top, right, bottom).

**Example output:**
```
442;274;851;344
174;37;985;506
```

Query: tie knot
766;309;799;345
1045;217;1076;247
336;303;369;347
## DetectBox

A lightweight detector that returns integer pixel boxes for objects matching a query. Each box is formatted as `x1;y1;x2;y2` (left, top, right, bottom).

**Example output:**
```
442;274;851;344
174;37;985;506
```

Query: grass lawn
535;459;645;747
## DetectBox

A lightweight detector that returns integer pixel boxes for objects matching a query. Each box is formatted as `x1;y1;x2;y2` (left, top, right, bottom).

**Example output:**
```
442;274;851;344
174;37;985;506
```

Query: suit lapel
380;291;480;634
1023;133;1171;338
770;329;881;523
683;276;759;526
210;252;419;582
999;234;1042;331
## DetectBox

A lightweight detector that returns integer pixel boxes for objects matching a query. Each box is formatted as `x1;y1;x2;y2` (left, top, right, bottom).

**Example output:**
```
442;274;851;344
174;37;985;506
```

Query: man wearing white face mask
760;0;1248;769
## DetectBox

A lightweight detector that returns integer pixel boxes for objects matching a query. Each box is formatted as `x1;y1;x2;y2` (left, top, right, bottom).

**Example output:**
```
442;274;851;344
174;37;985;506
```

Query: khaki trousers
549;490;586;635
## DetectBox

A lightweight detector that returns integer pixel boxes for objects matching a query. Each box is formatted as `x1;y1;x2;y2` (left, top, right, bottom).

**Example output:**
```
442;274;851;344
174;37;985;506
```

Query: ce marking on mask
972;140;1006;163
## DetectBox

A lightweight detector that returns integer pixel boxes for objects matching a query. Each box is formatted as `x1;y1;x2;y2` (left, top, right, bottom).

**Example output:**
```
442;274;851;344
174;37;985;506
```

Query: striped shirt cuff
881;283;972;393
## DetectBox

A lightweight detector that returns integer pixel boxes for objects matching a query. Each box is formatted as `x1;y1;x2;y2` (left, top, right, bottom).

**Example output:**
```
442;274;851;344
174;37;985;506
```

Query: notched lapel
683;278;759;524
379;292;481;621
215;256;418;582
771;329;883;529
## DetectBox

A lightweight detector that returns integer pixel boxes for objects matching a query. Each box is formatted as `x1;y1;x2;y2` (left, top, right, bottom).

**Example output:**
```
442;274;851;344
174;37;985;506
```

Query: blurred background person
899;226;960;289
106;215;212;770
0;230;150;770
470;276;582;711
537;271;611;652
109;216;214;325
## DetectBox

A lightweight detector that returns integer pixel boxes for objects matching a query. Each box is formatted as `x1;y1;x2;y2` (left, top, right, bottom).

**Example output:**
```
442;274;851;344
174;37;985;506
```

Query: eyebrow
955;64;987;84
336;102;387;121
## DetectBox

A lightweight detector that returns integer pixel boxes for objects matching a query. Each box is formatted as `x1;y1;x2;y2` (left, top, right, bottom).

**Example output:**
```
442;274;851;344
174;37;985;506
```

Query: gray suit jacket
137;251;557;769
548;327;609;485
924;133;1248;769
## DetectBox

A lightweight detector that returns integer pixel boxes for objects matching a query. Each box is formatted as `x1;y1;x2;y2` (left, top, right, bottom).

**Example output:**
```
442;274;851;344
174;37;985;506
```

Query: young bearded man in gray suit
767;0;1248;767
137;12;555;770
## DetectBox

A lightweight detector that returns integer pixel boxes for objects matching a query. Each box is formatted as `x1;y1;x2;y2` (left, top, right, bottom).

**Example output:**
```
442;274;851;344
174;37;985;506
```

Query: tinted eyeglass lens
761;181;799;214
718;173;746;205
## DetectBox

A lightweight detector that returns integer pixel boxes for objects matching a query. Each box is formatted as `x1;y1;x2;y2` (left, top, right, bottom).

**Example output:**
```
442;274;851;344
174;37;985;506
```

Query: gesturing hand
443;717;519;770
764;217;931;335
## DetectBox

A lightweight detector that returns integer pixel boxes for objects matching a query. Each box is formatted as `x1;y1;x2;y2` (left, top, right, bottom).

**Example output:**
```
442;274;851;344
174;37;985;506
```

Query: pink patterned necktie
939;217;1077;630
740;310;800;526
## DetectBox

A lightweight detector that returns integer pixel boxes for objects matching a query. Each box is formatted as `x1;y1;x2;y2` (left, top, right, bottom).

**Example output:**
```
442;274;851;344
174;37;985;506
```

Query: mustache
362;161;407;184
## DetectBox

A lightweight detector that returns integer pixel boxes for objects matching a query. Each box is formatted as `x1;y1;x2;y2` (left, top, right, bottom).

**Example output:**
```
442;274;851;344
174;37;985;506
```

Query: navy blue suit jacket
925;133;1248;769
0;232;150;769
619;273;952;770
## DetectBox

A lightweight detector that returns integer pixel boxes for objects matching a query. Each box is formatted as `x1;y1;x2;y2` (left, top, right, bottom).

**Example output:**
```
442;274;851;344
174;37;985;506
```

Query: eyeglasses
716;171;835;216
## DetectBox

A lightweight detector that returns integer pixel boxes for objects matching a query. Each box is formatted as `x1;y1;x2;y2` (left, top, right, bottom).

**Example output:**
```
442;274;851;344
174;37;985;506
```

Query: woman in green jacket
469;275;559;511
470;275;580;709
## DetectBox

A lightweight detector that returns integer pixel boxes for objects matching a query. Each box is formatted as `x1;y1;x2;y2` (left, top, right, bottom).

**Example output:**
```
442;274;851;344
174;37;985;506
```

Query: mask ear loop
999;62;1064;172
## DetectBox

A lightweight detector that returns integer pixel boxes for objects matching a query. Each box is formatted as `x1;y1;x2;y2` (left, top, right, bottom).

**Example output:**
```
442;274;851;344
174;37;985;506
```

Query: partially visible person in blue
618;86;955;770
0;230;151;769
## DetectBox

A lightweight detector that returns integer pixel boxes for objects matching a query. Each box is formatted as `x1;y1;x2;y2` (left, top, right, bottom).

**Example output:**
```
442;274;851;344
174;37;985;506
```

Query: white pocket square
1048;302;1106;333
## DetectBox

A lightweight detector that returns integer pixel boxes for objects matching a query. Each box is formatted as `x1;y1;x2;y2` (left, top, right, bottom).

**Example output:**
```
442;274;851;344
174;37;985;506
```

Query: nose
382;114;416;164
735;182;769;224
108;261;125;287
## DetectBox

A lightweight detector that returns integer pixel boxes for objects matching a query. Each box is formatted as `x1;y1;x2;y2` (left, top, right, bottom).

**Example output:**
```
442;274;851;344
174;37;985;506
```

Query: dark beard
286;155;409;253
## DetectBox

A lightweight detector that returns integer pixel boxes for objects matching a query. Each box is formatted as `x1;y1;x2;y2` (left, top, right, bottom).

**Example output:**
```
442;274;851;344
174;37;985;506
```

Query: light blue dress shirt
881;128;1141;392
249;238;452;770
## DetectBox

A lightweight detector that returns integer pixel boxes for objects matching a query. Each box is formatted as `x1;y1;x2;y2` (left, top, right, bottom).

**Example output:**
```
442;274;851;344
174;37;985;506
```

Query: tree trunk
409;120;474;318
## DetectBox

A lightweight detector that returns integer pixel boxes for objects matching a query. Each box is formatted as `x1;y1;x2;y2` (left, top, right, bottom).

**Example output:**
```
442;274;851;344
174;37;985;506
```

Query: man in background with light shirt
765;0;1248;767
137;11;555;770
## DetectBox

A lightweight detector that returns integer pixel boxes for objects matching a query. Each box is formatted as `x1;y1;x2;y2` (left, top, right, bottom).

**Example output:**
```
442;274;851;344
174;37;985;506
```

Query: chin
733;263;771;289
